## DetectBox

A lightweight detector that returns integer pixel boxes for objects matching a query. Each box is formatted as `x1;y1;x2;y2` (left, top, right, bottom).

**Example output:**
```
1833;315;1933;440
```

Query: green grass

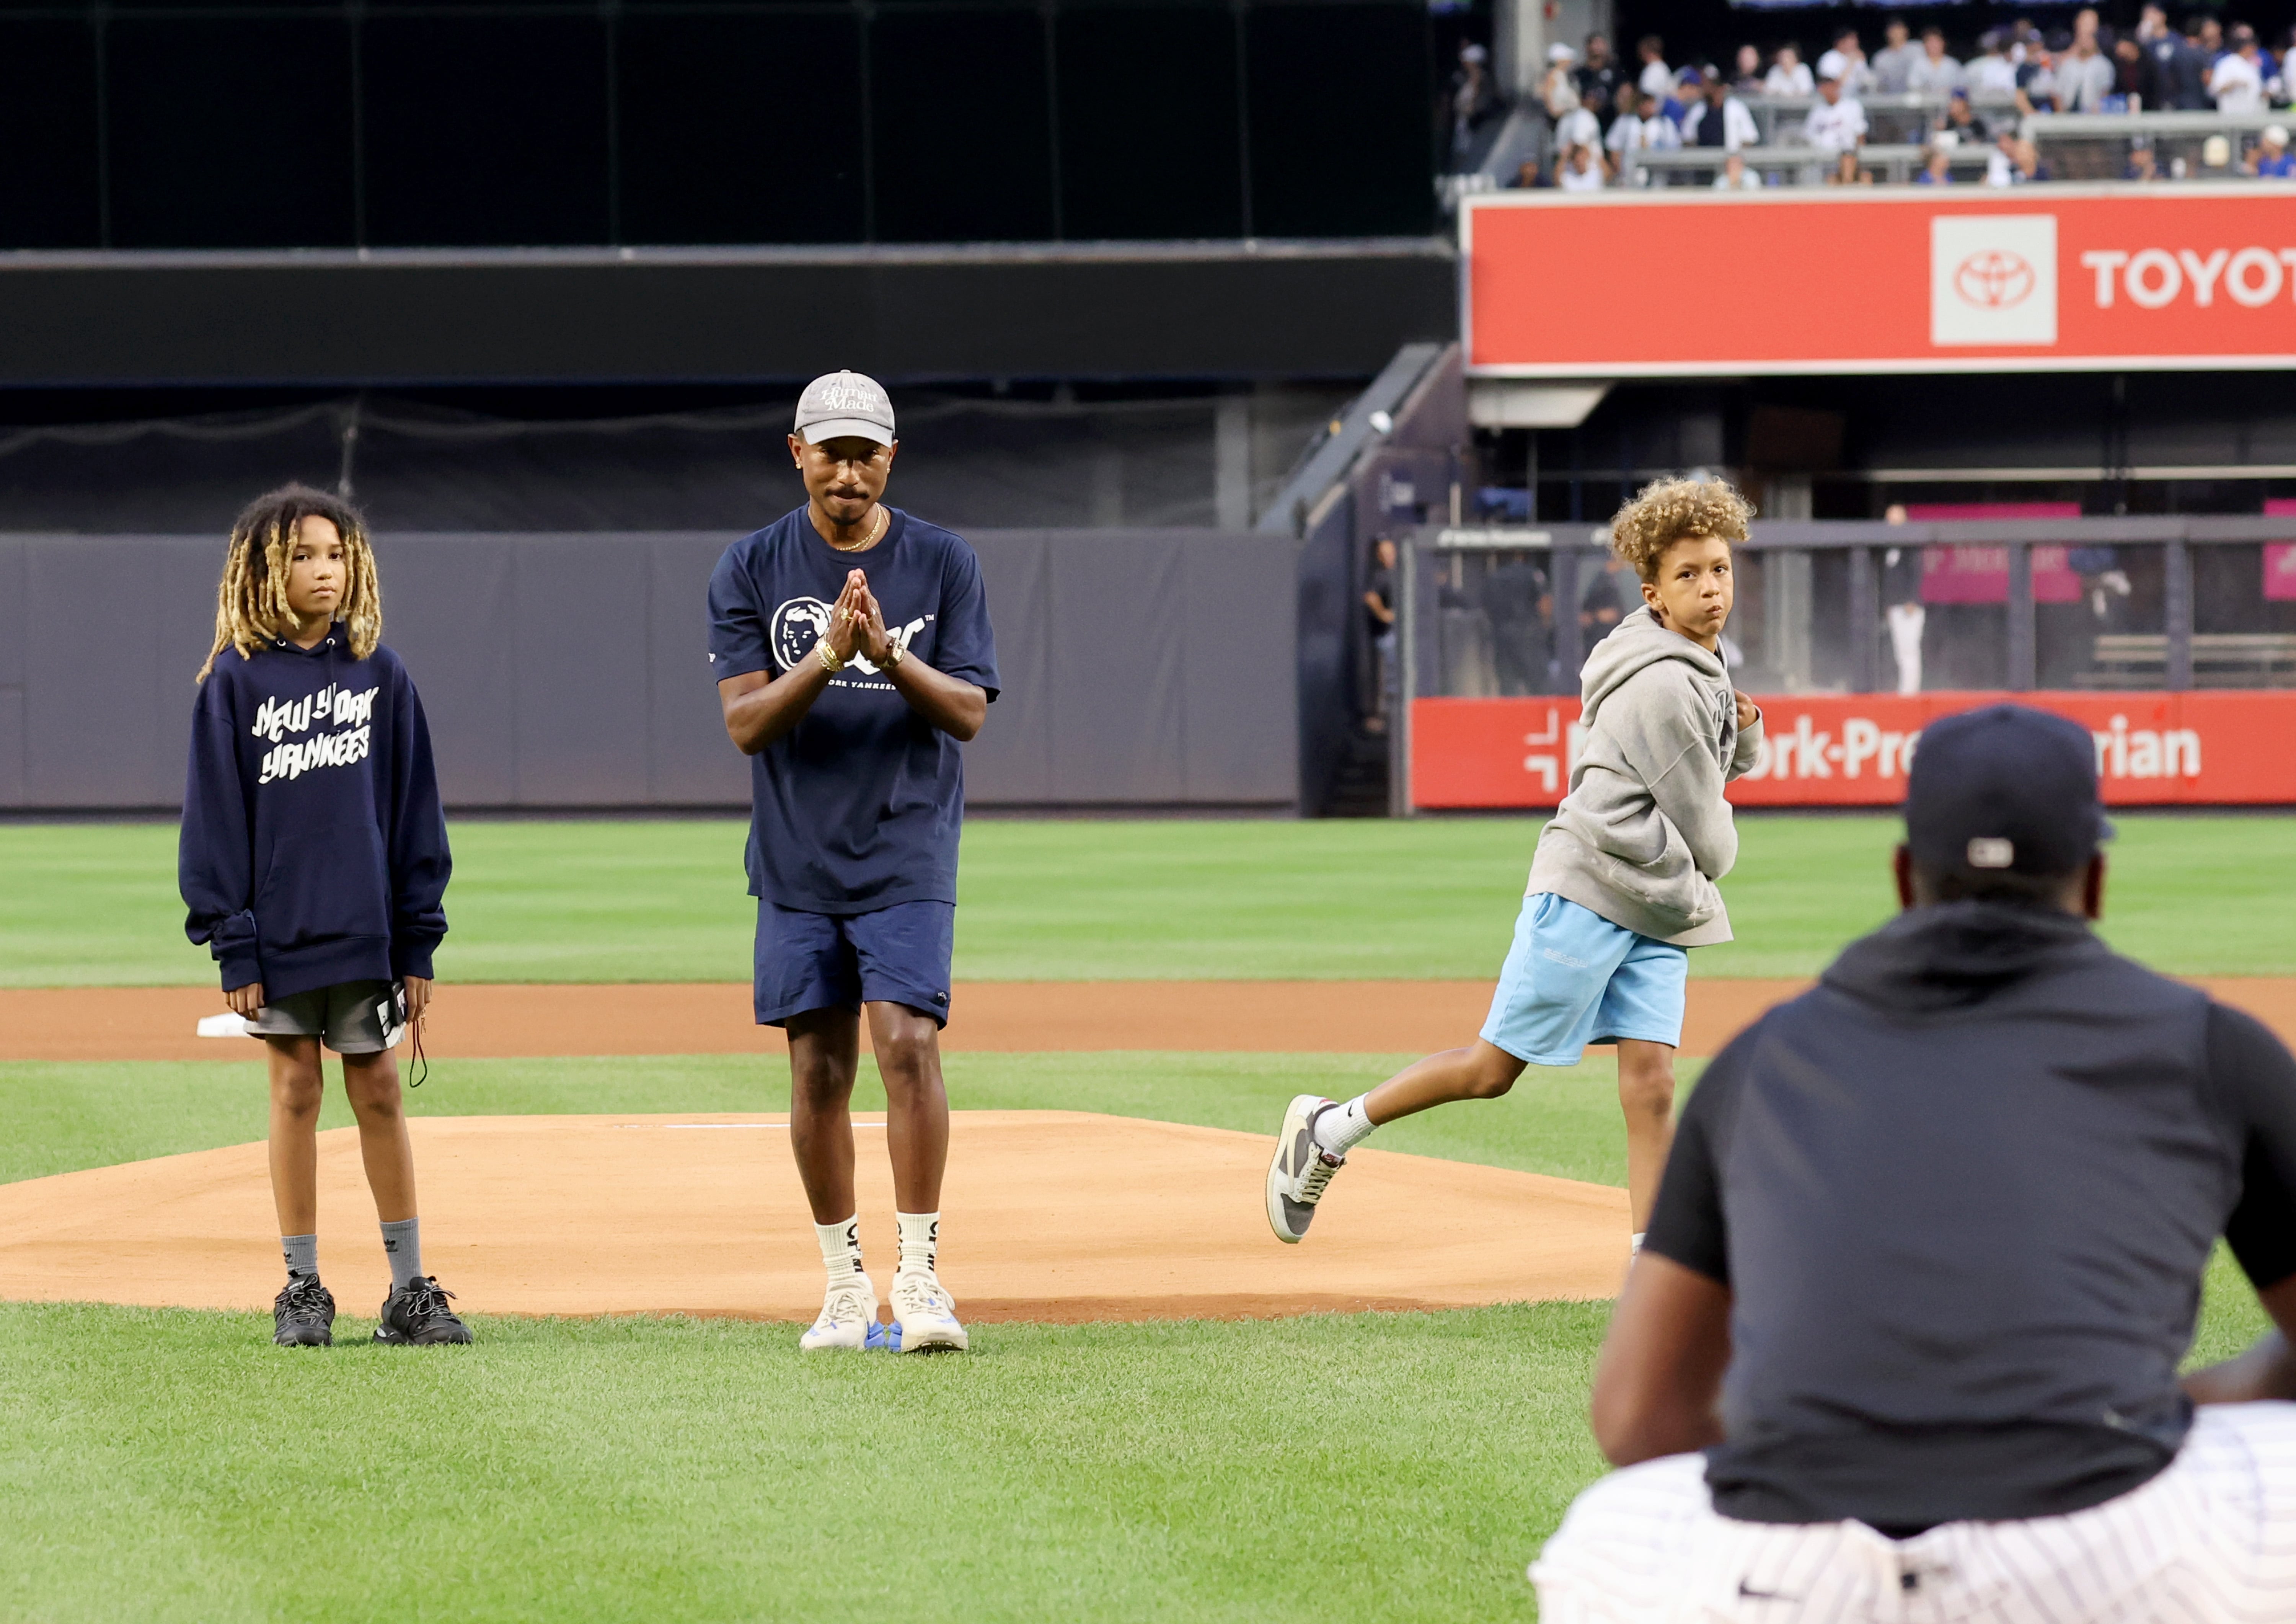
7;814;2294;987
0;1301;1608;1624
0;1052;1644;1189
1;1046;2274;1623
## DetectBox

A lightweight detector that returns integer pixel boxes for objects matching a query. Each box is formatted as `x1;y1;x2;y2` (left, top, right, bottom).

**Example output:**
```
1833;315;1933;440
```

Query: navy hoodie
179;632;450;998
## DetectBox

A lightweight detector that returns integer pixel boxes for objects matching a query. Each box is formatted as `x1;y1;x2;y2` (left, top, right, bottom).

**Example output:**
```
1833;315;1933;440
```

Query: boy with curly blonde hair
1267;477;1764;1253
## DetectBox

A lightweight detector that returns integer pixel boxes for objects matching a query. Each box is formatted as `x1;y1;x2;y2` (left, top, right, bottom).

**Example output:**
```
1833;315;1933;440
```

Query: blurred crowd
1523;8;2296;190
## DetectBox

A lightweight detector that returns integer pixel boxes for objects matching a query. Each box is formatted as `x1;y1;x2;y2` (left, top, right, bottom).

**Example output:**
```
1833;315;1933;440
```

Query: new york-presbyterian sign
1461;184;2296;376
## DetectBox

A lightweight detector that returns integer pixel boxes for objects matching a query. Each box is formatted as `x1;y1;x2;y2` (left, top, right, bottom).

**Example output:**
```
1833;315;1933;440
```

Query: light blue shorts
1479;893;1688;1066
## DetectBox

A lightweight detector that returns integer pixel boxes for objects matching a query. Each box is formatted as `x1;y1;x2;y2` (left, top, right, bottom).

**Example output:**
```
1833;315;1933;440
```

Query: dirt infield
1;978;1802;1061
7;976;2293;1063
0;1111;1630;1324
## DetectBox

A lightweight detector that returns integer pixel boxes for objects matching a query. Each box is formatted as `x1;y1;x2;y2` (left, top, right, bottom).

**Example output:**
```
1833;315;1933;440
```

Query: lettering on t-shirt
770;596;931;684
249;683;378;785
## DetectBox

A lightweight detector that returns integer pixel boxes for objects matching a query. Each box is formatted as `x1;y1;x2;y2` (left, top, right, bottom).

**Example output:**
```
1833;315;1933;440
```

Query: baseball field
3;813;2290;1621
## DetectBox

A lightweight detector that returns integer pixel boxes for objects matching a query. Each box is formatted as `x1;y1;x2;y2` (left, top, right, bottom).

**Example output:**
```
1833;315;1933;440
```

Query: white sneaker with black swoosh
800;1277;879;1351
1266;1092;1345;1243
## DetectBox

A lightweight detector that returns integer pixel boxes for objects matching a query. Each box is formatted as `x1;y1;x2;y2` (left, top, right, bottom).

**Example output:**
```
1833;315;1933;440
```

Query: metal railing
1623;142;1993;186
1401;515;2296;705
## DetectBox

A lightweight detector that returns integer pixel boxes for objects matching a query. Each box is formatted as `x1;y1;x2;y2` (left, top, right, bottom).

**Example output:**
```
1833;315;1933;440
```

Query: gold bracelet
883;639;905;669
816;641;846;674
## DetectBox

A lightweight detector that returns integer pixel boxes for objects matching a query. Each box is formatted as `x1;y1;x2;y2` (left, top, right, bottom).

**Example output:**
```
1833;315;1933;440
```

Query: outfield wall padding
0;529;1304;813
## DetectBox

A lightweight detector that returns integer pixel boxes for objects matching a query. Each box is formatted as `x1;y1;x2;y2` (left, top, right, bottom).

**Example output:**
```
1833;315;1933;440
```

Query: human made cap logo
1931;215;2058;347
796;369;896;444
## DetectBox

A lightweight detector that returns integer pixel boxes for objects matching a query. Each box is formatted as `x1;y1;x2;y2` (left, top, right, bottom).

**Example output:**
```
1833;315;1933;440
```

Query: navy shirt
180;637;451;999
1647;903;2296;1533
707;505;999;914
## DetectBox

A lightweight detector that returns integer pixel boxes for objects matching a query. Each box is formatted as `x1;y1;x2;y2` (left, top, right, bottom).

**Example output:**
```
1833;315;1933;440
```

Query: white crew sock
895;1211;940;1278
815;1217;865;1289
1312;1095;1378;1157
1631;1232;1646;1258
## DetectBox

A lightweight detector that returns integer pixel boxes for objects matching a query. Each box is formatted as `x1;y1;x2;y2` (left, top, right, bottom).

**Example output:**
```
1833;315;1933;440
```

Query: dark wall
0;529;1303;812
1;0;1441;252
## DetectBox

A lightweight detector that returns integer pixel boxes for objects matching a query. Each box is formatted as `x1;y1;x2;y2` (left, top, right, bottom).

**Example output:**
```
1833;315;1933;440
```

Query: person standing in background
1881;504;1926;695
1872;17;1921;93
1364;536;1399;732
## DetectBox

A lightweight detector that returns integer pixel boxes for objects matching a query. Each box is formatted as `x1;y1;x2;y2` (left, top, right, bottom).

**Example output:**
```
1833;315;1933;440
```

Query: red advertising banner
1411;691;2296;808
1461;186;2296;376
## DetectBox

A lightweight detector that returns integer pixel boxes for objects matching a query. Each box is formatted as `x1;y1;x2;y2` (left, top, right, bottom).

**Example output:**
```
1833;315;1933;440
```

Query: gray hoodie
1523;605;1763;946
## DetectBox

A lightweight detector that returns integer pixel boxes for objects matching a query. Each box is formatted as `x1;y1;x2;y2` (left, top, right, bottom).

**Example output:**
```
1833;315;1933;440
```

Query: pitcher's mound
0;1112;1629;1323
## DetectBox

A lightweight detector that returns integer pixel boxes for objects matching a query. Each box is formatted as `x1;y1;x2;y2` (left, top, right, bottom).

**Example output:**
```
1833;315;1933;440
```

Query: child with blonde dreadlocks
180;483;468;1348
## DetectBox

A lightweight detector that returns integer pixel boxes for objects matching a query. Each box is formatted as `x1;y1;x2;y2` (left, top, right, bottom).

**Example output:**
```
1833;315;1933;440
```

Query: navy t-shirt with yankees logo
706;505;999;915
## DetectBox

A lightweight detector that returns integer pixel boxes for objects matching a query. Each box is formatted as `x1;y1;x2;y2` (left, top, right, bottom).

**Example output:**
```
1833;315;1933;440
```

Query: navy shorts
754;900;956;1028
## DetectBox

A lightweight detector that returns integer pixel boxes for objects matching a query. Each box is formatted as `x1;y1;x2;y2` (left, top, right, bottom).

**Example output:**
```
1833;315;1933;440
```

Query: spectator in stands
2198;16;2224;60
1937;89;1989;147
1987;124;2025;185
2252;124;2296;176
1557;142;1607;191
1730;44;1765;95
1967;29;2020;96
1907;26;1965;94
1916;142;1955;184
1553;89;1602;160
2055;13;2118;110
2015;134;2052;181
1873;17;1921;93
1801;72;1869;152
1637;36;1675;100
2145;16;2214;108
2014;34;2061;116
1683;72;1758;150
1764;44;1815;96
1826;149;1876;184
1660;68;1699;131
1606;90;1681;178
1714;150;1765;189
1451;43;1499;164
1817;28;1877;96
2213;26;2268;114
1541;43;1583;121
2115;36;2150;100
1578;36;1624;129
2136;3;2171;45
1364;537;1397;733
2125;135;2163;180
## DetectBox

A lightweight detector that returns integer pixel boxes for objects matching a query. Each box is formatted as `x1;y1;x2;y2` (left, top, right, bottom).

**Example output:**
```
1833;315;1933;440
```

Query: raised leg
865;1002;951;1214
1361;1039;1529;1126
1616;1038;1678;1233
786;1007;863;1224
266;1036;326;1236
342;1049;417;1224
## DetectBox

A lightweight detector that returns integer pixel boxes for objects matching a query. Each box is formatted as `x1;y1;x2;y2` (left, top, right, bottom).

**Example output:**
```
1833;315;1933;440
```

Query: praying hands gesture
821;570;869;664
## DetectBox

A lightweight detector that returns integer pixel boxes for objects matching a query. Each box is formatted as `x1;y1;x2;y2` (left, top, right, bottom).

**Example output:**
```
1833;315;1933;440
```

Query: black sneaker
373;1276;473;1346
272;1274;336;1347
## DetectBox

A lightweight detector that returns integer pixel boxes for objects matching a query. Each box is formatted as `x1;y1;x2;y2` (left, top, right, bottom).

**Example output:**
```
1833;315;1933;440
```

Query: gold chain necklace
826;506;887;553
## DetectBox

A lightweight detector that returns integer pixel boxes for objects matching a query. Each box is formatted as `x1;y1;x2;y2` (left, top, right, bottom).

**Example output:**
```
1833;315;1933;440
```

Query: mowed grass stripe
7;814;2293;988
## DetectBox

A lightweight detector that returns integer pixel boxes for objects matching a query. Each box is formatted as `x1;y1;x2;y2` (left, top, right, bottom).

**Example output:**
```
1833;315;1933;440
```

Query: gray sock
380;1218;422;1291
282;1234;319;1280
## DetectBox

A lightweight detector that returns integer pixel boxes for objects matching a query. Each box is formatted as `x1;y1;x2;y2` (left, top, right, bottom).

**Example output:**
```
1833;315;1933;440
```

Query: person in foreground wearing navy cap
1533;702;2296;1621
708;371;999;1355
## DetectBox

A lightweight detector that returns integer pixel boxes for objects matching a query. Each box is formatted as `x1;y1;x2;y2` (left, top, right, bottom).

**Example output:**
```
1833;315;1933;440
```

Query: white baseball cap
794;370;896;447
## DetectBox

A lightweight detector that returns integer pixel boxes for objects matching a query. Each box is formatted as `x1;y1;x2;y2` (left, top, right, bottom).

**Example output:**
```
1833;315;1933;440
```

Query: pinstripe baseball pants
1531;1403;2296;1623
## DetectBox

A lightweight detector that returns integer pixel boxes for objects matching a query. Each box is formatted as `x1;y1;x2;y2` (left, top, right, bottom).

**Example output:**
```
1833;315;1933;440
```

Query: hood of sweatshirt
1579;605;1728;729
1819;901;2104;1014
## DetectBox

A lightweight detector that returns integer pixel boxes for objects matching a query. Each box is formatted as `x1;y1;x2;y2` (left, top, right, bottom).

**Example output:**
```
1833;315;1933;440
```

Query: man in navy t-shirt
708;370;998;1355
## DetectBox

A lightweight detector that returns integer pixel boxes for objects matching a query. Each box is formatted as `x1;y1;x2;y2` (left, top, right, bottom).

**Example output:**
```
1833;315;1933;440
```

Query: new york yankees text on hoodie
179;630;449;997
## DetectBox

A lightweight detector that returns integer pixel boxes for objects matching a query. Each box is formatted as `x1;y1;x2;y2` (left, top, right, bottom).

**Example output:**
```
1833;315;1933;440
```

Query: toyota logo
1954;250;2037;308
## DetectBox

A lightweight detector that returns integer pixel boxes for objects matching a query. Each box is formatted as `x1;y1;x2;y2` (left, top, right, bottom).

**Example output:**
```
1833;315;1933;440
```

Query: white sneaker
890;1269;968;1353
799;1276;879;1351
1265;1092;1345;1244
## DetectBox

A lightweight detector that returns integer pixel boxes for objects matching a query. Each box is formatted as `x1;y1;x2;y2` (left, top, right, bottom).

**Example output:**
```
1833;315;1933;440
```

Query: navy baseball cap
1905;704;2112;878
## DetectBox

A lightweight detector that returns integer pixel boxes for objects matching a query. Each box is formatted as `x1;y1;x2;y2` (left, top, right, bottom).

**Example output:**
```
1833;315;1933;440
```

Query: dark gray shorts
243;979;401;1054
